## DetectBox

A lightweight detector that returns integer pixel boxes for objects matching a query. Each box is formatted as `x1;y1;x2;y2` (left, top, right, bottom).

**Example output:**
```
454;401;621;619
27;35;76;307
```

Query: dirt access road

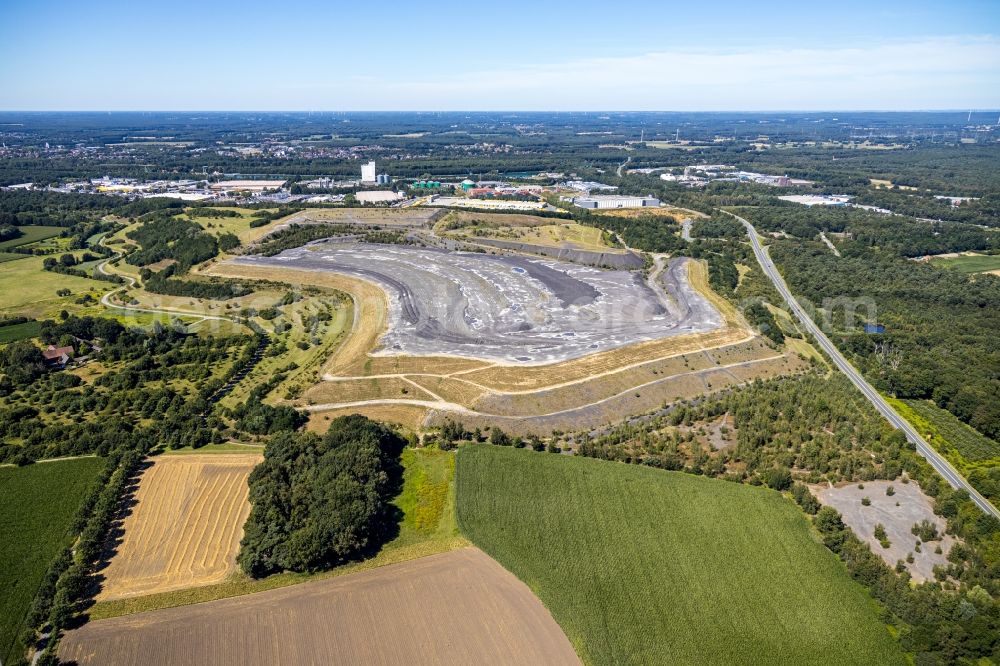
61;547;581;665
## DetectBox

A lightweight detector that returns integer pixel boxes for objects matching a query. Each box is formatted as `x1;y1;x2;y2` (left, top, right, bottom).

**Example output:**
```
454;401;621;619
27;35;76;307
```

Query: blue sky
1;0;998;110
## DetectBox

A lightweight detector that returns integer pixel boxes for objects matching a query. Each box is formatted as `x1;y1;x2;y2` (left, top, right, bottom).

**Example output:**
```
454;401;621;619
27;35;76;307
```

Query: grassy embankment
89;447;465;620
888;396;1000;505
0;458;105;665
456;445;904;666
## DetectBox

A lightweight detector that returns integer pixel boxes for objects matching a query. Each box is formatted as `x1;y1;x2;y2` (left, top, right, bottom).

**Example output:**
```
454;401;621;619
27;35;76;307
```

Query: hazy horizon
2;0;999;112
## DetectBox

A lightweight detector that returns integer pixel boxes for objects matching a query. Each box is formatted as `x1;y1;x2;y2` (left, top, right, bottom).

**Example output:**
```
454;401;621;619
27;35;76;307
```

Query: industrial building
361;161;377;183
778;194;852;207
355;190;403;204
572;194;660;210
376;173;391;185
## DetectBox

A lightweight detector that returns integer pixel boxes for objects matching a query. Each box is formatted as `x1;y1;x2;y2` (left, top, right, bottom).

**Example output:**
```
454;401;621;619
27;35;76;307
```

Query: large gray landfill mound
234;243;724;364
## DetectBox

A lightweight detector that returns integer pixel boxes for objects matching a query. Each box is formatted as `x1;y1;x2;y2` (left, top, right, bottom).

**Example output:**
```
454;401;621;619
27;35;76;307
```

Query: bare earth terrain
97;454;261;601
211;244;806;434
62;547;581;666
231;244;722;363
814;480;957;582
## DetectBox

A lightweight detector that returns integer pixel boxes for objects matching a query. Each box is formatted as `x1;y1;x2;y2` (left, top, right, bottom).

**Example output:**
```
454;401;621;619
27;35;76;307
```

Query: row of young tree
0;316;253;463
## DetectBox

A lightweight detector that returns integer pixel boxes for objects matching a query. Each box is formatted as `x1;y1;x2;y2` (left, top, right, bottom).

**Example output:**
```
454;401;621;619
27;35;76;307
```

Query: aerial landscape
1;1;1000;665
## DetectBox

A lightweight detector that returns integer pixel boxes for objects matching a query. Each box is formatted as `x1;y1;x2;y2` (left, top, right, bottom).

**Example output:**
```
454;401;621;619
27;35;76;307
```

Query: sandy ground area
97;454;261;601
231;244;722;363
814;480;957;582
62;547;581;666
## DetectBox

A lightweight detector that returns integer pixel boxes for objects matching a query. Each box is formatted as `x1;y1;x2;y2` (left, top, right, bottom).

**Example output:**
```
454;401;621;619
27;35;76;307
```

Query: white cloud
328;36;1000;110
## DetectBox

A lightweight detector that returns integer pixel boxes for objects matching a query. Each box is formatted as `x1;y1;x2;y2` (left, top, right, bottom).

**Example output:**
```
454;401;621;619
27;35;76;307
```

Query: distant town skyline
1;0;998;111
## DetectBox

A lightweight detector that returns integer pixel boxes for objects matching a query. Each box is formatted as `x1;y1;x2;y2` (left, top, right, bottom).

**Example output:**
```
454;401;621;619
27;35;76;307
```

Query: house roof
42;345;74;361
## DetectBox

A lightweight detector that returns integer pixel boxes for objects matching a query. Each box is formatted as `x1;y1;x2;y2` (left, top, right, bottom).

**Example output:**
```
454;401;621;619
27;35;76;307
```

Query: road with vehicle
723;210;999;518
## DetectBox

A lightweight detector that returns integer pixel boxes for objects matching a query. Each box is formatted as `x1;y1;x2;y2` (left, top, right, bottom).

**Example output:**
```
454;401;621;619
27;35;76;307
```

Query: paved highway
722;210;1000;519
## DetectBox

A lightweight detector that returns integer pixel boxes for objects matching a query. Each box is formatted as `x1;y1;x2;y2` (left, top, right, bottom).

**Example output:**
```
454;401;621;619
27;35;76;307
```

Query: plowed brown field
63;547;581;666
96;454;261;601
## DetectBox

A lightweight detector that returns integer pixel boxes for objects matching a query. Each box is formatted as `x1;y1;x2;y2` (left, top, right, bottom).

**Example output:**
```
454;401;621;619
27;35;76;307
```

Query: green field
0;226;64;251
0;457;104;665
456;446;903;666
0;320;42;343
0;255;112;316
0;252;29;264
930;253;1000;274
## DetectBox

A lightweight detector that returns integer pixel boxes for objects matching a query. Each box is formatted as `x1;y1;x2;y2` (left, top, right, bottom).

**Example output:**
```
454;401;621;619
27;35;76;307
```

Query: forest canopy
238;415;406;578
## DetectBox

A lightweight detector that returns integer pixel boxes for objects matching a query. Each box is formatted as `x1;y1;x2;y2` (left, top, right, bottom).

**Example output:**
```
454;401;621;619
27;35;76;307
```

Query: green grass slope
0;458;104;665
930;253;1000;274
456;446;904;666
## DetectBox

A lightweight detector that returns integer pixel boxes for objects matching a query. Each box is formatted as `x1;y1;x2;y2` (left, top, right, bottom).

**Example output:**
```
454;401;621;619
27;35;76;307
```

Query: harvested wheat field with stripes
96;454;261;601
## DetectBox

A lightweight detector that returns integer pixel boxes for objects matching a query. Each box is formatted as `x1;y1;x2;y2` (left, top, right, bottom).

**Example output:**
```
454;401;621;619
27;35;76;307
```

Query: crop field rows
97;454;261;601
0;458;105;665
457;446;904;666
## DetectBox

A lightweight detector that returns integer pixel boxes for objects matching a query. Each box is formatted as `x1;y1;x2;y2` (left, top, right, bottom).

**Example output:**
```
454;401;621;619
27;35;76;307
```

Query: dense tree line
764;237;1000;441
691;216;744;240
238;415;405;577
576;210;686;254
0;190;122;227
18;448;146;666
855;189;1000;228
229;378;306;435
742;205;999;257
0;223;22;242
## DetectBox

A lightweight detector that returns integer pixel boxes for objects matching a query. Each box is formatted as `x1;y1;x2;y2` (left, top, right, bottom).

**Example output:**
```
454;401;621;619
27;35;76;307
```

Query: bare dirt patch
459;326;750;392
278;207;440;228
307;404;430;432
472;340;776;416
97;454;261;601
404;376;488;405
426;352;804;435
62;547;581;666
440;210;567;229
351;355;490;378
813;480;958;583
302;376;434;404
